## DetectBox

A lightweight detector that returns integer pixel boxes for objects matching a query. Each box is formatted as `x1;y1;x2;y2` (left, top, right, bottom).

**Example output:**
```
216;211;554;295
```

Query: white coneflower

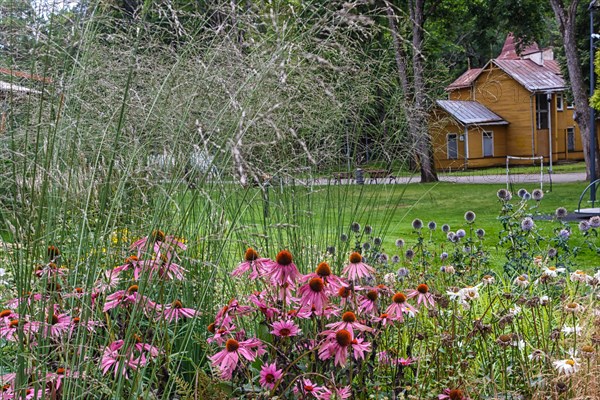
528;349;546;362
533;255;544;267
540;295;550;305
564;302;584;314
542;266;565;278
459;285;481;302
561;325;582;335
580;345;595;359
570;270;589;283
383;273;396;285
482;275;495;285
514;275;529;287
553;358;580;375
441;265;455;274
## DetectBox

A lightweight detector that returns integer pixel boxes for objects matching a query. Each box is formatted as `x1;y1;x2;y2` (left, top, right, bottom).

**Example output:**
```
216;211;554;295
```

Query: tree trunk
550;0;600;180
384;0;438;182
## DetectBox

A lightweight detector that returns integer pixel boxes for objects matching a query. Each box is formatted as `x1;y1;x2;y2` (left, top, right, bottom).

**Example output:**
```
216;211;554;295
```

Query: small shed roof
0;80;41;94
436;100;508;125
492;59;566;92
445;68;482;90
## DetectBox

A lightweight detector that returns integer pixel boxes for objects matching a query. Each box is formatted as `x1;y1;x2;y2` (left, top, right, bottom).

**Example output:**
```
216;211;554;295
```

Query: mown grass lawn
218;180;597;272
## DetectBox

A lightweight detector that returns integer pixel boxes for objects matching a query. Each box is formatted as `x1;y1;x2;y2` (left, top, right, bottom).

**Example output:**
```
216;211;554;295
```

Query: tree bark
549;0;600;180
384;0;438;182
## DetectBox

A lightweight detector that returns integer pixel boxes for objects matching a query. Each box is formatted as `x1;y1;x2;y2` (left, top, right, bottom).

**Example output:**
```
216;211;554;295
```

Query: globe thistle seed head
340;233;348;242
532;189;544;201
395;239;405;248
476;228;485;238
350;222;361;232
428;221;437;230
363;225;373;235
523;192;531;201
441;224;450;233
412;218;423;230
373;237;382;246
517;188;528;198
521;217;535;231
547;248;558;258
555;207;568;219
440;252;448;260
589;216;600;228
397;267;409;278
579;221;590;232
391;255;400;264
456;229;466;239
497;189;512;201
464;211;476;223
405;249;415;260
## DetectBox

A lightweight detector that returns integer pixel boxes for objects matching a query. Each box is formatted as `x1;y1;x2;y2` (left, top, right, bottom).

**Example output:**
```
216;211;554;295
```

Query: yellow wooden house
430;34;585;170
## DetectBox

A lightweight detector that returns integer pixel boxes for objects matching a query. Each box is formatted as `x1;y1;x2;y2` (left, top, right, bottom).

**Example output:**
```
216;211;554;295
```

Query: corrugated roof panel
445;68;482;90
436;100;508;125
493;59;565;91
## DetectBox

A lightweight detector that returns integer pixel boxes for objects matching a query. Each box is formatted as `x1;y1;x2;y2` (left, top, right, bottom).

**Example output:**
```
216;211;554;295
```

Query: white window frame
567;100;574;109
556;93;564;111
482;131;494;157
447;133;458;160
567;126;575;152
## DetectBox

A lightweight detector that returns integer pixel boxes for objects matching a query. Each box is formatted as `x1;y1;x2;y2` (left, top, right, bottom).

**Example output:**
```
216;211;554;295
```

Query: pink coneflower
206;324;237;345
372;313;393;326
438;388;470;400
325;311;373;336
94;270;121;293
322;385;352;400
298;277;329;313
341;252;375;281
24;387;48;400
161;300;199;323
102;285;144;312
42;313;71;338
69;316;101;336
273;282;297;304
0;319;37;342
135;256;186;281
271;320;301;338
337;285;356;308
209;337;266;379
214;299;254;329
319;329;371;367
34;262;66;278
130;230;186;257
294;304;340;320
294;378;325;398
100;340;147;378
0;310;16;324
267;250;301;286
5;293;44;308
249;292;280;320
406;284;435;308
358;290;379;315
385;292;417;322
45;367;77;391
112;255;142;275
259;362;283;390
231;248;271;280
301;262;345;293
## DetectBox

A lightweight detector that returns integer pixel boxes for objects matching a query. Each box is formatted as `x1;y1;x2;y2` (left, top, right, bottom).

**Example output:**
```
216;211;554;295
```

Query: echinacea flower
34;262;66;279
325;311;373;336
570;270;589;283
42;313;71;338
514;275;529;287
103;285;145;312
482;275;495;285
100;340;147;378
342;252;374;281
562;325;582;335
45;367;77;391
358;290;379;315
298;277;329;313
294;378;325;398
209;338;265;379
406;284;435;308
130;230;186;257
301;262;345;293
553;358;580;375
564;302;584;314
318;329;371;367
162;300;199;322
267;250;301;286
542;266;565;277
231;248;271;279
271;320;301;338
249;291;280;320
321;385;352;400
259;362;283;390
438;388;470;400
385;292;417;322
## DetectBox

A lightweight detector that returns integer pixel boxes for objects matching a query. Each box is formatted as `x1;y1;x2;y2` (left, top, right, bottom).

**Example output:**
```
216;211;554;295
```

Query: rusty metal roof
445;68;482;90
492;59;566;92
436;100;508;125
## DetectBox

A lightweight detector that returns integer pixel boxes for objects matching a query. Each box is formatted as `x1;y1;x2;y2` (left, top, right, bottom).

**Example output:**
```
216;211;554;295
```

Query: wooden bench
332;171;354;184
366;169;396;184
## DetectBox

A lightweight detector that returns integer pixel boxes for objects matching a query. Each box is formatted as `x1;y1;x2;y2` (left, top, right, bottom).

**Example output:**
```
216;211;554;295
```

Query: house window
483;131;494;157
536;93;549;129
567;100;574;109
556;93;564;111
567;127;575;151
447;134;458;159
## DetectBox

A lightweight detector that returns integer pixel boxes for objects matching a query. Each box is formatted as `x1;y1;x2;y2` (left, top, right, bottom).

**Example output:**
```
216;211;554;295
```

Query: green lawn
211;180;597;272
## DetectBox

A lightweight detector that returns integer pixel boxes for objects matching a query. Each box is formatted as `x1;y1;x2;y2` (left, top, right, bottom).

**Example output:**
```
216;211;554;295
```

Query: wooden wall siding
448;87;473;101
473;65;534;157
429;110;465;169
